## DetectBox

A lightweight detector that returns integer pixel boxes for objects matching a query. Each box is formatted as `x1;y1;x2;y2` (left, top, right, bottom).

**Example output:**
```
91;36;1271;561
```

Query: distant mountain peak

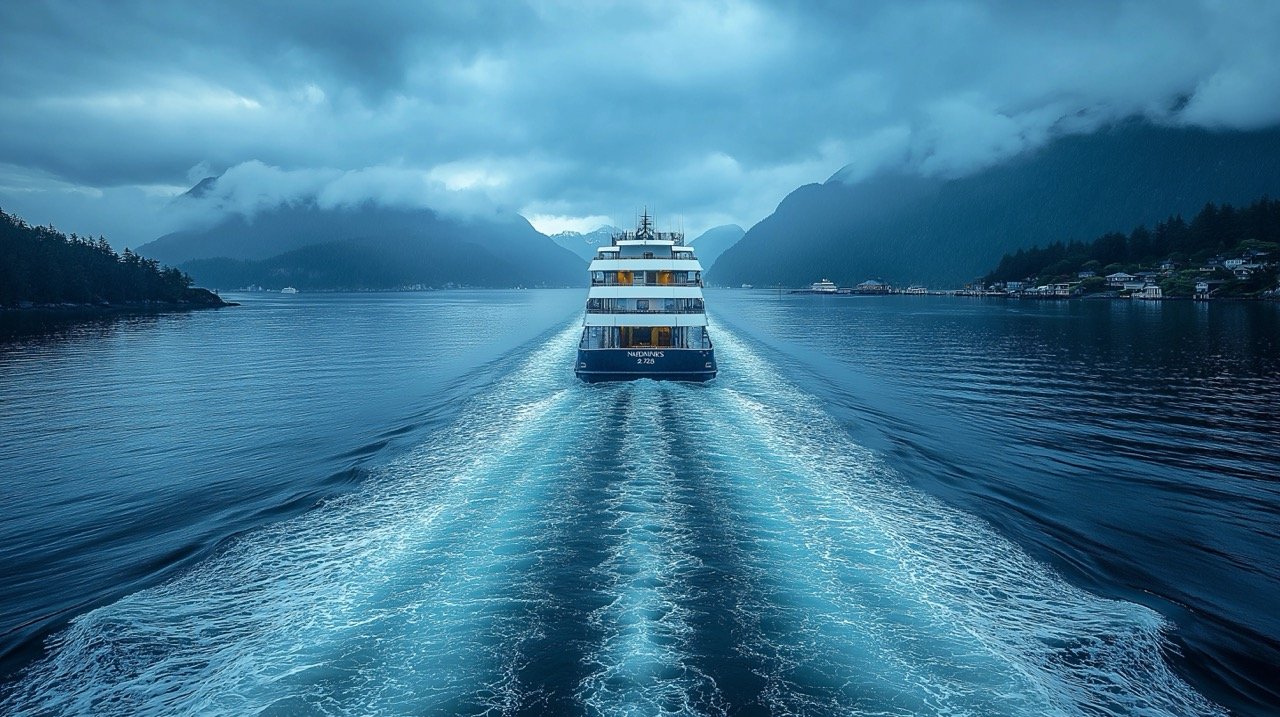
687;224;746;273
689;223;744;238
547;225;621;261
181;176;219;199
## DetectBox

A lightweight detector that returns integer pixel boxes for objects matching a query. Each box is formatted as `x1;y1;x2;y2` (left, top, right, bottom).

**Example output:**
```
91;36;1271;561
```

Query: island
1;208;233;315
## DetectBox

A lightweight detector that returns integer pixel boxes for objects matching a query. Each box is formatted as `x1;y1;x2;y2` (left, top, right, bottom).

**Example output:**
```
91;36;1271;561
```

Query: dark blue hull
576;348;717;382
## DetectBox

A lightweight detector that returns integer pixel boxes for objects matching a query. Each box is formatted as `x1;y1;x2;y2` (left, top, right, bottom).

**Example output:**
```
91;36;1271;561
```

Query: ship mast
638;207;654;241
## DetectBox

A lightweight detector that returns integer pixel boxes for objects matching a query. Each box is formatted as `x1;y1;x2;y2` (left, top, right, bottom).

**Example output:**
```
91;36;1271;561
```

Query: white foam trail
576;383;724;717
2;324;593;716
2;315;1226;717
685;322;1225;716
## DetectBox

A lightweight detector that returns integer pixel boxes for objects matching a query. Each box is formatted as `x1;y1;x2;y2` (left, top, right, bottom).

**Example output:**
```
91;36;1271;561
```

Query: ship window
664;298;675;312
622;326;654;347
643;251;655;259
587;298;601;310
636;299;649;311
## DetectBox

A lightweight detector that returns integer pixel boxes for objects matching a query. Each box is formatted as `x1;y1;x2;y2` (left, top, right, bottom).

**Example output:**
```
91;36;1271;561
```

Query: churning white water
2;320;1222;716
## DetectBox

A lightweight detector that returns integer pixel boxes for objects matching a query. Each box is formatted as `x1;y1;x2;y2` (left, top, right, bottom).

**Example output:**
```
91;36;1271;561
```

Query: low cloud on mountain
2;1;1278;247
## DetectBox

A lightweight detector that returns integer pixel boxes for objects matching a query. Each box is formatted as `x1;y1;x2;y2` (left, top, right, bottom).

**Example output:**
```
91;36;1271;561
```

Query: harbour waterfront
1;291;1276;715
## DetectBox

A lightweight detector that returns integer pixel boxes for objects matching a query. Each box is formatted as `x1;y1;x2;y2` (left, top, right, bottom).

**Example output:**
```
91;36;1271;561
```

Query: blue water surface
1;290;1276;716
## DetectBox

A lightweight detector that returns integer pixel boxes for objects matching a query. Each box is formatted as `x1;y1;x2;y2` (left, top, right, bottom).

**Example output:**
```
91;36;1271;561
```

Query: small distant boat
280;287;299;294
740;284;754;289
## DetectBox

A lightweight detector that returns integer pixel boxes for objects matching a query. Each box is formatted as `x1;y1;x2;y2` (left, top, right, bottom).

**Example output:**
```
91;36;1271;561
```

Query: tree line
984;197;1280;284
1;208;198;306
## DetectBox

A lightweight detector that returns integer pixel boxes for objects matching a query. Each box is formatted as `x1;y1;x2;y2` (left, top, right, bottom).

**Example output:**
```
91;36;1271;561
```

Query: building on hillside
1194;279;1228;299
1107;272;1136;286
1234;263;1263;279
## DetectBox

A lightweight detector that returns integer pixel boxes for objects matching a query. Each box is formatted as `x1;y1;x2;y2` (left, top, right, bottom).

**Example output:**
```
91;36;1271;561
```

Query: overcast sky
2;0;1278;248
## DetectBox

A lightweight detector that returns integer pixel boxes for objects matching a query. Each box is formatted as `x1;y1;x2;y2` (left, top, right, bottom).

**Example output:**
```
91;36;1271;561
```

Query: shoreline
0;297;238;339
1;299;239;314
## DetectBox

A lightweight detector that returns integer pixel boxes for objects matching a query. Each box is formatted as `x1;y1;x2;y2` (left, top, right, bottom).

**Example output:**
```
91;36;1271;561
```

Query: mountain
177;232;553;290
550;226;620;262
687;224;744;273
137;182;584;289
712;122;1280;287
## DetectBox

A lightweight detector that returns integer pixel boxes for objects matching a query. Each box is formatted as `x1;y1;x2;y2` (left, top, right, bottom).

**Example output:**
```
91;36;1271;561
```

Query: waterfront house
1122;281;1146;292
1139;283;1163;299
1195;279;1228;299
854;279;890;294
1107;272;1136;286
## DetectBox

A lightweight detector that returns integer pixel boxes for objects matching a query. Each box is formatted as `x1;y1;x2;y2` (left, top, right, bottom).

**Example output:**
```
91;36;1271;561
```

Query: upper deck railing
611;211;685;246
585;308;707;315
590;278;703;287
585;300;705;314
594;251;698;261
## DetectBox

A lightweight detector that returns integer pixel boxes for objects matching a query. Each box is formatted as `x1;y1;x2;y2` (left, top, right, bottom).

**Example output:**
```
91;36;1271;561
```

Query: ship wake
2;322;1222;716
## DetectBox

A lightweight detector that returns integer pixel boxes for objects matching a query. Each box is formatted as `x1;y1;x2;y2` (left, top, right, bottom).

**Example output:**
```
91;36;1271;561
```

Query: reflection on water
0;308;179;344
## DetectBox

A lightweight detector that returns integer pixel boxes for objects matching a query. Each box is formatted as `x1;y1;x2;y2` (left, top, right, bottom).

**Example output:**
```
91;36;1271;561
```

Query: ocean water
0;290;1276;716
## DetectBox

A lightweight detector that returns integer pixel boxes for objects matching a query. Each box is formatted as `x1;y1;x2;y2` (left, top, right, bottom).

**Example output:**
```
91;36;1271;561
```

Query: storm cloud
1;0;1277;247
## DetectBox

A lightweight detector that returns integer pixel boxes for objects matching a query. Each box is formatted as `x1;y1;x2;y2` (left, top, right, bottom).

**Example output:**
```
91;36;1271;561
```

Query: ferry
280;286;298;294
576;212;717;382
809;279;838;293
